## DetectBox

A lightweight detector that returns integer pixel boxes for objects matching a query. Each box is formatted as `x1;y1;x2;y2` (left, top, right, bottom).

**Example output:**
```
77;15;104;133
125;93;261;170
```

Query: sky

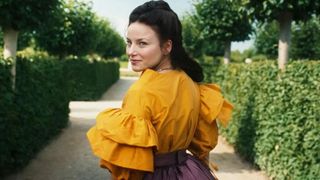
85;0;253;52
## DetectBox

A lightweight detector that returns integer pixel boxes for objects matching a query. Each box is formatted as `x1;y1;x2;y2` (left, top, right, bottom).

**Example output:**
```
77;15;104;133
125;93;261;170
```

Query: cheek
144;47;162;58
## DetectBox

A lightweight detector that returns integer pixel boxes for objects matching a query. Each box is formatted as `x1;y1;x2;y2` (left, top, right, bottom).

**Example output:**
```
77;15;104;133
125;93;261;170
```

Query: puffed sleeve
188;84;233;166
87;88;159;179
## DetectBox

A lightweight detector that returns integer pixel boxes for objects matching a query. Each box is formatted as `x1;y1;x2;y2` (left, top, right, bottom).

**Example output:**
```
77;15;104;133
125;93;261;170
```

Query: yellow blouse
87;69;233;180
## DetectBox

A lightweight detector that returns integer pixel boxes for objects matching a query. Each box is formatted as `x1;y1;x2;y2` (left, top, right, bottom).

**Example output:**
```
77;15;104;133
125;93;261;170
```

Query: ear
162;40;172;55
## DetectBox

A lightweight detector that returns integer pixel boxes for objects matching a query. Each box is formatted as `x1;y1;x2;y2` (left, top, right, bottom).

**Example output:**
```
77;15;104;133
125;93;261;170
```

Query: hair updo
129;0;204;82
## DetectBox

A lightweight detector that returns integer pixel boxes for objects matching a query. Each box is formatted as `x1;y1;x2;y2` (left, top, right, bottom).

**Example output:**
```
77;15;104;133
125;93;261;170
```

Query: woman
87;1;233;179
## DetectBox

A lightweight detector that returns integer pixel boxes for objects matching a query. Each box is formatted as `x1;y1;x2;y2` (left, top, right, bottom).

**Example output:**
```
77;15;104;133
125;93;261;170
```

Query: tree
35;0;125;59
254;21;279;59
35;0;98;58
253;16;320;60
181;15;224;59
291;16;320;60
0;0;61;88
242;0;320;70
94;18;125;58
194;0;252;64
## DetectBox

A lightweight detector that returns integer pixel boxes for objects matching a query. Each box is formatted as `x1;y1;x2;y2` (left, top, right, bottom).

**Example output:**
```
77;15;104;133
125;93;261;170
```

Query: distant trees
181;15;224;59
0;0;61;87
242;0;320;69
194;0;252;64
182;0;320;65
94;19;125;58
0;0;125;87
254;16;320;60
34;0;125;59
35;0;98;58
0;0;125;60
254;21;279;59
291;16;320;60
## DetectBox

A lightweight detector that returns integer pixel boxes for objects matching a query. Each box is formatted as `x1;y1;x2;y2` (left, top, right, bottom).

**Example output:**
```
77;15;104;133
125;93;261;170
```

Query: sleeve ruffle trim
87;108;158;172
199;84;233;127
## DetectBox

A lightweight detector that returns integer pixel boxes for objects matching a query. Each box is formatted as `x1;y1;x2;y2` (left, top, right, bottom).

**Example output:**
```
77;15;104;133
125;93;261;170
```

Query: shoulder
131;68;186;90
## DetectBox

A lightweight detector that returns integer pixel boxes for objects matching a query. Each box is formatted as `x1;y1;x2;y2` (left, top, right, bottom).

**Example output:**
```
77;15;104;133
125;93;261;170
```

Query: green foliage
250;54;268;61
197;55;222;82
0;28;2;47
204;61;320;180
181;15;224;58
230;50;253;63
0;0;61;30
242;0;320;22
0;26;35;51
254;17;320;60
0;56;69;175
243;0;320;65
194;0;252;42
34;0;98;57
94;18;125;58
254;21;279;59
0;55;119;176
291;16;320;60
64;57;120;100
0;59;14;175
33;0;124;58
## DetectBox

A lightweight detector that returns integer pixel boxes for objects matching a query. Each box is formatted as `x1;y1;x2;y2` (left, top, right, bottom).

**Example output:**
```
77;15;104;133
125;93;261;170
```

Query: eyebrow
126;37;150;41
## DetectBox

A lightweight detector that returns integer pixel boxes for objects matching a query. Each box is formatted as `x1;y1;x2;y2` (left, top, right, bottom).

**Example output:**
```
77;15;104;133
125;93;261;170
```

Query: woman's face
126;22;167;72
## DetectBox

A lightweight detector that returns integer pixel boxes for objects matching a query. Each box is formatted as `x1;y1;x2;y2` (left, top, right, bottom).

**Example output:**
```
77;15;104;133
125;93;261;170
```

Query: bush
203;61;320;180
0;55;120;176
63;57;119;100
0;56;69;175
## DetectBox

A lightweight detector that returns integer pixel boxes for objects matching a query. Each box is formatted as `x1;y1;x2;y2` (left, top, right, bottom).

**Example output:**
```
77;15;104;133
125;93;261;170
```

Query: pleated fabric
143;150;216;180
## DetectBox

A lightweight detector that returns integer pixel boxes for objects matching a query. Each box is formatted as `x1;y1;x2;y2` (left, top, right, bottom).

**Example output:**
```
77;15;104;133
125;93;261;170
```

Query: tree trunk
223;40;231;64
3;27;19;89
278;12;292;71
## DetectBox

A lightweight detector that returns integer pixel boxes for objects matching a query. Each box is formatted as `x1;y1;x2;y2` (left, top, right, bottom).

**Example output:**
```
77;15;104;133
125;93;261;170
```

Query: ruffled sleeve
87;108;158;178
87;81;159;179
188;84;233;166
198;84;233;127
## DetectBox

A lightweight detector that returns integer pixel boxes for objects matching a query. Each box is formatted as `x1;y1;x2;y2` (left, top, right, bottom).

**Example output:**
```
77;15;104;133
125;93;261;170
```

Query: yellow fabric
87;69;233;179
189;83;233;167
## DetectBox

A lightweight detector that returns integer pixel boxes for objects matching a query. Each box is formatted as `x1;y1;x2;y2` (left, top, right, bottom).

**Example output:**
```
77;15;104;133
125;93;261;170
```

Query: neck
153;56;172;72
157;67;173;72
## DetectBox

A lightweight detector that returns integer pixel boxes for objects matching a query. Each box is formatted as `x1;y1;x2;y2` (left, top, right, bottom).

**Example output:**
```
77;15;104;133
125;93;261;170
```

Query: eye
138;41;147;47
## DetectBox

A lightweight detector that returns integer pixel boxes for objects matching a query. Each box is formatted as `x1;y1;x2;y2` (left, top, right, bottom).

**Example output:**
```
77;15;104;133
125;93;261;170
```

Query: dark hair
129;0;204;82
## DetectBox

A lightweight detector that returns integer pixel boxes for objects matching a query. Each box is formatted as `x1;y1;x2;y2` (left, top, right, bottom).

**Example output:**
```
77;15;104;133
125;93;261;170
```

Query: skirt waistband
154;149;188;167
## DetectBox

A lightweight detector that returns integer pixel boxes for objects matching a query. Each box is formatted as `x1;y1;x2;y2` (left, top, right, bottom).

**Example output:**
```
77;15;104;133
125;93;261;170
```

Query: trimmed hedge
0;59;15;175
204;61;320;180
0;56;119;176
64;57;119;100
0;57;70;175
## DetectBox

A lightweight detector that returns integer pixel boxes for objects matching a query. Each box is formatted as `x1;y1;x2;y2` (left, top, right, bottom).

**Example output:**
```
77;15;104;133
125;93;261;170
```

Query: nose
126;44;137;57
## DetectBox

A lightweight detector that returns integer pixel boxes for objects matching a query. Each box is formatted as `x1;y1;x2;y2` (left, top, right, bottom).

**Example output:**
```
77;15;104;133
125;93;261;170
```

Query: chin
131;67;145;72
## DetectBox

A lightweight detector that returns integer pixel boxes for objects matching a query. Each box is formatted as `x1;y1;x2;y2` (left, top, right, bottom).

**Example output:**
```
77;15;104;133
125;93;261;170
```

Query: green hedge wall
204;61;320;180
64;57;120;100
0;59;15;175
0;56;119;176
0;57;70;175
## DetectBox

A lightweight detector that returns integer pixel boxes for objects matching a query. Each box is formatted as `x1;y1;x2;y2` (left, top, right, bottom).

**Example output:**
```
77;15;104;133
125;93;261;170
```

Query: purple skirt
143;150;216;180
